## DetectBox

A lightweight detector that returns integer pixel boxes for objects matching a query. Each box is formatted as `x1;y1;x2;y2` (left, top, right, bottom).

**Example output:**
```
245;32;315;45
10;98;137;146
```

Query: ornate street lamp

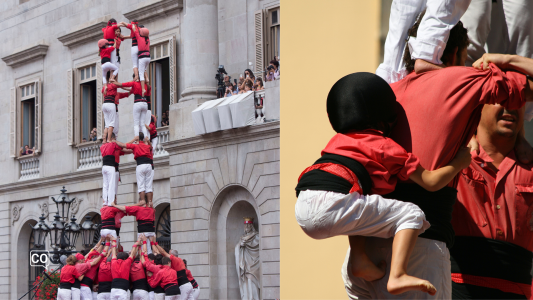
65;215;80;250
30;214;50;249
49;212;65;250
80;215;96;248
51;186;75;222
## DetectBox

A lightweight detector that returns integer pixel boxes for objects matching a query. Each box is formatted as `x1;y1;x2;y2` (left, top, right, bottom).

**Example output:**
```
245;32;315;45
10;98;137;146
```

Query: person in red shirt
110;239;140;300
111;88;131;141
295;72;471;295
98;39;118;84
97;244;114;299
183;260;200;300
145;115;158;153
80;237;108;300
128;24;150;96
73;251;102;300
113;76;148;139
101;19;126;69
342;23;533;300
153;241;194;300
128;238;150;300
113;26;130;71
100;203;124;240
101;133;122;206
113;201;156;253
148;256;180;300
125;21;141;81
451;57;533;299
58;255;85;300
115;133;153;204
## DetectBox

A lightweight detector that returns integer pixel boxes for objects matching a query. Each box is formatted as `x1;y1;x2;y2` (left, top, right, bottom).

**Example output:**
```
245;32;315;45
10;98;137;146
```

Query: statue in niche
235;217;261;300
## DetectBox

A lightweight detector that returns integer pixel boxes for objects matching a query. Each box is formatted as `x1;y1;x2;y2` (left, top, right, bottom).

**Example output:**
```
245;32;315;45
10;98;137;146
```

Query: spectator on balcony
19;145;35;156
239;79;253;94
225;84;234;97
161;112;169;127
82;138;87;143
265;59;280;81
255;77;264;91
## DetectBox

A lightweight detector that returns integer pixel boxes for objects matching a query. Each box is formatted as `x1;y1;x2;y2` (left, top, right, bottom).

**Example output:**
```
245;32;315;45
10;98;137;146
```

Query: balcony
18;155;40;180
154;127;170;157
77;142;102;170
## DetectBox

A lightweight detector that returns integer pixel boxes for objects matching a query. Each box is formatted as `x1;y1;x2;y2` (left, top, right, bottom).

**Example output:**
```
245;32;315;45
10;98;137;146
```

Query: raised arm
89;254;102;267
122;148;133;154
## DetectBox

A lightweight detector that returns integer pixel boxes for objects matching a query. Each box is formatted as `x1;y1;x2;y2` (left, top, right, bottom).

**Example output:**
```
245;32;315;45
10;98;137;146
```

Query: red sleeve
380;138;420;181
148;269;162;288
112;25;118;31
117;92;130;99
108;46;115;52
478;64;527;109
126;143;135;150
122;81;135;88
125;206;139;216
73;268;81;278
126;24;133;30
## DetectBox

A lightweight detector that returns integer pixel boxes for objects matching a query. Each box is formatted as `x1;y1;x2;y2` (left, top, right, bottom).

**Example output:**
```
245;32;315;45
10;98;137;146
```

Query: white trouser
115;171;120;195
133;102;148;137
110;288;130;300
136;164;153;193
149;291;154;300
102;166;116;205
132;289;149;300
139;58;151;81
461;0;533;121
154;293;165;300
131;46;139;69
295;190;429;240
100;229;117;239
93;292;98;300
80;286;93;300
57;288;72;300
138;232;156;254
102;62;119;84
376;0;471;83
151;137;158;153
111;49;118;67
72;287;81;300
164;296;179;300
146;110;152;125
191;287;200;300
97;292;111;300
103;103;117;128
342;237;451;299
113;110;119;138
179;283;194;300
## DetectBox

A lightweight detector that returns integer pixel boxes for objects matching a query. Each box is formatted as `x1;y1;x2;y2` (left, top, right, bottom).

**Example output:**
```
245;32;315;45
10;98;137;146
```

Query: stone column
170;0;219;140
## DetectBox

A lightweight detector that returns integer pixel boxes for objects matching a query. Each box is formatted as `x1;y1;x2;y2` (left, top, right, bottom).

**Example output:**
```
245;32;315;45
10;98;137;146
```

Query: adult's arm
122;149;133;154
89;254;102;267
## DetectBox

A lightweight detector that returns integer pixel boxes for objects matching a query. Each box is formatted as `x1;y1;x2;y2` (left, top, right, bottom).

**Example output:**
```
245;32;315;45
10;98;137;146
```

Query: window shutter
254;10;264;76
169;35;176;105
67;69;74;145
34;79;42;153
10;87;16;158
96;61;103;139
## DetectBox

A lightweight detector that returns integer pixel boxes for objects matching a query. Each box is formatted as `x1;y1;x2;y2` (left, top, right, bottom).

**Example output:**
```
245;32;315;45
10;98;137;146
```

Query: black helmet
327;72;397;134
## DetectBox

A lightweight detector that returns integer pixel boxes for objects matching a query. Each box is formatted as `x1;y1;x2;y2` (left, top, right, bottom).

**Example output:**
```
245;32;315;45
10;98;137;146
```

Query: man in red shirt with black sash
100;133;122;206
112;200;156;253
154;243;194;300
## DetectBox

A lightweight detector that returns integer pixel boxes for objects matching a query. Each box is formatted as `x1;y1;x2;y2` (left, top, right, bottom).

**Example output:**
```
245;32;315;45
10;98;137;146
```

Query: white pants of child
102;166;116;205
342;237;451;299
133;102;148;137
110;288;129;300
154;293;165;300
102;62;119;84
151;137;158;153
115;171;120;195
111;49;118;67
294;190;429;240
100;229;117;239
72;287;81;300
137;232;156;254
93;291;98;300
103;103;116;128
191;287;200;300
164;296;179;300
57;288;72;300
136;164;153;193
97;292;111;300
146;110;152;125
113;110;119;138
132;289;149;300
80;286;93;300
179;283;194;300
148;291;154;300
139;58;151;81
131;46;139;69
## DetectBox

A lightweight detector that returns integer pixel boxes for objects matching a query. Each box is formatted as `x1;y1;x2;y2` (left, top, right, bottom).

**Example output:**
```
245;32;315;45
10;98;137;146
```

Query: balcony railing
19;155;40;180
78;142;102;170
255;90;266;124
154;127;169;157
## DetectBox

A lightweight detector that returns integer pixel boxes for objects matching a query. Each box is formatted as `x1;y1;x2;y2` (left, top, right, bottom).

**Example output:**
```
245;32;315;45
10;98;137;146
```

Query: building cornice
57;17;109;48
123;0;183;24
164;121;280;155
1;44;48;67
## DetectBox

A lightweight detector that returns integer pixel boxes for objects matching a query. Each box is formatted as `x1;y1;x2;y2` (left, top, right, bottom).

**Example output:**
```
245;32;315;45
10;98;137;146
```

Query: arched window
28;228;44;297
156;205;171;250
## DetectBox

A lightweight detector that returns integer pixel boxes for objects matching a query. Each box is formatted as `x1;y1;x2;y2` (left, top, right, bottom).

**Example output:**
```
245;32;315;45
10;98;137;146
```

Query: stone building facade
0;0;280;299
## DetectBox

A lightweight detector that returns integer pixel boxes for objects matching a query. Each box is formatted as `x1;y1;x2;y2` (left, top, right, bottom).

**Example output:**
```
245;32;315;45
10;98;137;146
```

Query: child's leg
387;229;436;295
107;126;114;142
349;235;386;282
103;127;108;143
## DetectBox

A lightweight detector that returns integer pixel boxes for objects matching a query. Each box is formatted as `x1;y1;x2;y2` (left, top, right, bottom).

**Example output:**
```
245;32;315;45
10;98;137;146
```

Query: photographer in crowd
265;58;280;81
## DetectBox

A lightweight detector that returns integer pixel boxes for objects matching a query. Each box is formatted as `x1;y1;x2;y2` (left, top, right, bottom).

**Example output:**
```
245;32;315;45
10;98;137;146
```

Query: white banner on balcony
229;91;255;128
202;98;226;133
192;101;214;135
218;93;247;130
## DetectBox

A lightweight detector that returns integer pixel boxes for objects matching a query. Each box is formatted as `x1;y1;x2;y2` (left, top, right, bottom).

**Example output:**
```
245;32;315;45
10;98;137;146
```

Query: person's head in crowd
224;75;230;83
244;80;253;92
139;132;145;142
162;112;167;120
239;76;245;85
82;138;87;142
269;59;279;71
115;27;121;37
147;253;156;262
162;256;171;267
66;255;78;266
404;10;469;73
117;252;129;261
479;104;524;142
255;77;264;90
244;69;255;80
24;145;30;152
155;254;163;265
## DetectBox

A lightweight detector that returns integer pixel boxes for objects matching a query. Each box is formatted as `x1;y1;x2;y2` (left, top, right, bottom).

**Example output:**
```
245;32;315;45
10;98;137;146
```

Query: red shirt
132;29;150;52
111;257;133;280
121;81;143;96
100;205;122;220
149;123;157;136
114;149;125;164
81;256;102;286
75;261;91;276
126;206;155;221
126;141;152;160
60;265;81;284
115;36;124;49
322;129;419;195
454;146;533;251
115;92;130;106
130;260;147;282
144;85;151;97
101;142;121;157
102;25;118;40
98;260;113;282
185;269;194;282
102;84;118;97
170;255;186;272
100;47;115;60
149;265;178;289
390;64;527;187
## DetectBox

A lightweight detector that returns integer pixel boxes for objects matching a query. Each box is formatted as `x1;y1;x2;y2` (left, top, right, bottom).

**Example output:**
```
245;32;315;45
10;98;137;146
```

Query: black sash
106;38;114;43
136;156;152;166
134;94;147;102
104;96;115;103
190;278;198;288
176;269;190;286
150;132;157;140
103;155;115;167
98;281;112;293
146;96;151;104
101;57;111;64
111;278;129;291
384;183;457;248
164;284;180;296
115;162;119;172
73;279;81;289
117;49;121;63
80;276;93;289
154;286;165;294
132;278;150;291
138;50;150;59
132;36;138;46
116;227;120;237
101;218;115;230
59;282;72;289
137;220;155;233
116;103;118;112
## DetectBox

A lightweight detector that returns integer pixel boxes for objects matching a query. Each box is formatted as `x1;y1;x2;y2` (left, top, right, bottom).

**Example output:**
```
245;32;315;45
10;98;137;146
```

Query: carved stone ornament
12;205;23;225
70;198;83;215
38;202;49;218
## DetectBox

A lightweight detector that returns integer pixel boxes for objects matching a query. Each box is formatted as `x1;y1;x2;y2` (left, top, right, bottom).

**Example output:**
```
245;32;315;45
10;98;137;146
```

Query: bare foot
351;256;386;282
387;274;436;296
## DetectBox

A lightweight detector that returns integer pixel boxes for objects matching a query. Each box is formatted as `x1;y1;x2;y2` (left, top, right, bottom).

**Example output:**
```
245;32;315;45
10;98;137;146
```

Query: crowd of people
222;57;280;97
296;1;533;300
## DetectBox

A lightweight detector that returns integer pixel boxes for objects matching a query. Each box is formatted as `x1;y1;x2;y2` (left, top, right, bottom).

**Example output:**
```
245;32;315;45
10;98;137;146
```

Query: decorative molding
123;0;183;24
1;44;48;67
38;202;49;218
70;198;83;215
12;205;23;225
57;17;109;48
